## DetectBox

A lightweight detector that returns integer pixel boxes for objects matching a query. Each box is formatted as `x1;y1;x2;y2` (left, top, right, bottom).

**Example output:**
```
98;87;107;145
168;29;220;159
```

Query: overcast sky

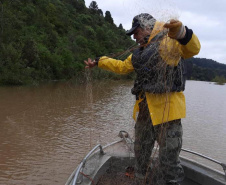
85;0;226;65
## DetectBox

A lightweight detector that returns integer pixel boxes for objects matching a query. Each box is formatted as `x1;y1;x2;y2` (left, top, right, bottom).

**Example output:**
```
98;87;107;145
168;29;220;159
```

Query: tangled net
92;18;185;185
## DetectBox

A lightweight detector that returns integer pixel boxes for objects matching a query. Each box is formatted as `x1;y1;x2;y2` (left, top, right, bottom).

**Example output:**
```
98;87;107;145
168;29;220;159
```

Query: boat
65;131;226;185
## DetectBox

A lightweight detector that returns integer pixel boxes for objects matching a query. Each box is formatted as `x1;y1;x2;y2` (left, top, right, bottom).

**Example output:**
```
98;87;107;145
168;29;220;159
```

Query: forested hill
186;58;226;83
0;0;135;85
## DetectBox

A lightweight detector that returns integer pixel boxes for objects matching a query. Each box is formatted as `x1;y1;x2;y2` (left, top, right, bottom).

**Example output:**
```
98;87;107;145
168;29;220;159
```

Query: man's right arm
85;54;134;74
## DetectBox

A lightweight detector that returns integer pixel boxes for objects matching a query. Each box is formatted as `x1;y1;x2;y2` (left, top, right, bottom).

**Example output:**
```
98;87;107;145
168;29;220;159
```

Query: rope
79;171;95;185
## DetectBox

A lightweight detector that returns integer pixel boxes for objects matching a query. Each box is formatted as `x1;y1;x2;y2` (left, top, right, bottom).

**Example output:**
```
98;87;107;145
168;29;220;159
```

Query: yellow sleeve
98;54;134;74
159;33;201;65
180;33;201;59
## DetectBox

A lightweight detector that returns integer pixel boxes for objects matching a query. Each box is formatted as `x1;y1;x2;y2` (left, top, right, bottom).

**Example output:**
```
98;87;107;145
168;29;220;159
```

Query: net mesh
85;2;186;184
86;34;184;185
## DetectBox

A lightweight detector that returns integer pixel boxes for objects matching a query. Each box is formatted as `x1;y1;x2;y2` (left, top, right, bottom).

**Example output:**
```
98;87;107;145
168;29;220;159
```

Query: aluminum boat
65;131;226;185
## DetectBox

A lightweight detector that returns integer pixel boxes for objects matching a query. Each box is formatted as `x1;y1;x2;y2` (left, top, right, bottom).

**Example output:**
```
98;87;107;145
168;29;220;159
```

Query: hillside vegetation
186;58;226;84
0;0;134;85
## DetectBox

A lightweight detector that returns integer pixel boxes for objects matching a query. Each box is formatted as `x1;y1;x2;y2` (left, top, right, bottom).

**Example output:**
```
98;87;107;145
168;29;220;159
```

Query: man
84;13;200;185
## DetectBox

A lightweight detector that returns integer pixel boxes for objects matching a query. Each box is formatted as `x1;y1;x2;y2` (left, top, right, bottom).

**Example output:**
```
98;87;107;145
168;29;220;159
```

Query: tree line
0;0;134;85
0;0;225;85
186;58;226;84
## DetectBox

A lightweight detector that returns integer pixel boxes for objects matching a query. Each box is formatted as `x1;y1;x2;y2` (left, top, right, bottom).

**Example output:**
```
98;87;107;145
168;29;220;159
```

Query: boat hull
66;133;225;185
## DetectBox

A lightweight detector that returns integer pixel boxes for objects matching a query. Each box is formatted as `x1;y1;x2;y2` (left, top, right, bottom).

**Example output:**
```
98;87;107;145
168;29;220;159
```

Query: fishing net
82;11;186;185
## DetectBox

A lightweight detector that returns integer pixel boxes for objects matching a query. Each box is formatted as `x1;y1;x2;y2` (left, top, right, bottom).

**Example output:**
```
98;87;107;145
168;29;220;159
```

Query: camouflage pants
134;99;184;185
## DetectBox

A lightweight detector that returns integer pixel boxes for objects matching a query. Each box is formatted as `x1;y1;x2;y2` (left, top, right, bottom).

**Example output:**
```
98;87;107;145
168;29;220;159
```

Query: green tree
212;75;226;85
97;9;103;16
118;23;123;29
21;39;39;68
105;11;114;24
71;0;85;12
89;1;98;12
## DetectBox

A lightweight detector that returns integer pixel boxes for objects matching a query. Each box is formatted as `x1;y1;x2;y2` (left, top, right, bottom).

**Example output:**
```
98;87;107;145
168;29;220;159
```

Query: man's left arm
178;27;201;59
164;20;201;59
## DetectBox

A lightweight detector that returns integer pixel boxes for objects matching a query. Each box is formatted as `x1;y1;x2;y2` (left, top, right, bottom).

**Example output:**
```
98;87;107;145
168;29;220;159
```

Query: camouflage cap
126;13;156;36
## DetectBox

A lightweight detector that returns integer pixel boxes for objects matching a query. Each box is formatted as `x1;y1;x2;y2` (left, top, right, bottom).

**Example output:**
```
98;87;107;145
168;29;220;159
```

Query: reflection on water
0;80;225;185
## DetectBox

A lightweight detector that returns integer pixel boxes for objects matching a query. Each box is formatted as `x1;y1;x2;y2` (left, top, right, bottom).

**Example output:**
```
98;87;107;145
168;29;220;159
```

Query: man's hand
84;58;97;69
164;19;186;40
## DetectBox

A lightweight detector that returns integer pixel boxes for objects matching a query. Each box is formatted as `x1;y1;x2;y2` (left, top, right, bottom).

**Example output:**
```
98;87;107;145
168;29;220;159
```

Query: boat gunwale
65;139;124;185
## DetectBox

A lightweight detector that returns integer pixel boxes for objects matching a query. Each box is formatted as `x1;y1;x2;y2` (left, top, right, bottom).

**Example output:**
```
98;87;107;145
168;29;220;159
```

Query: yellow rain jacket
98;22;201;126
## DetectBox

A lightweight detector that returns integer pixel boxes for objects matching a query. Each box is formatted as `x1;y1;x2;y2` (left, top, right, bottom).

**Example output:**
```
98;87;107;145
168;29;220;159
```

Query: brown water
0;80;225;185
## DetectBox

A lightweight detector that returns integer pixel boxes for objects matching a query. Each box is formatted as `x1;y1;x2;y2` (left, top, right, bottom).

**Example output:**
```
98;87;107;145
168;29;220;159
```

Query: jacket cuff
95;57;100;66
178;26;193;45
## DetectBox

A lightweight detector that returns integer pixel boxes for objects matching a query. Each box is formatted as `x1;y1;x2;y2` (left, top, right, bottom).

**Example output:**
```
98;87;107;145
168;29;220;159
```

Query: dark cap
126;13;156;36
